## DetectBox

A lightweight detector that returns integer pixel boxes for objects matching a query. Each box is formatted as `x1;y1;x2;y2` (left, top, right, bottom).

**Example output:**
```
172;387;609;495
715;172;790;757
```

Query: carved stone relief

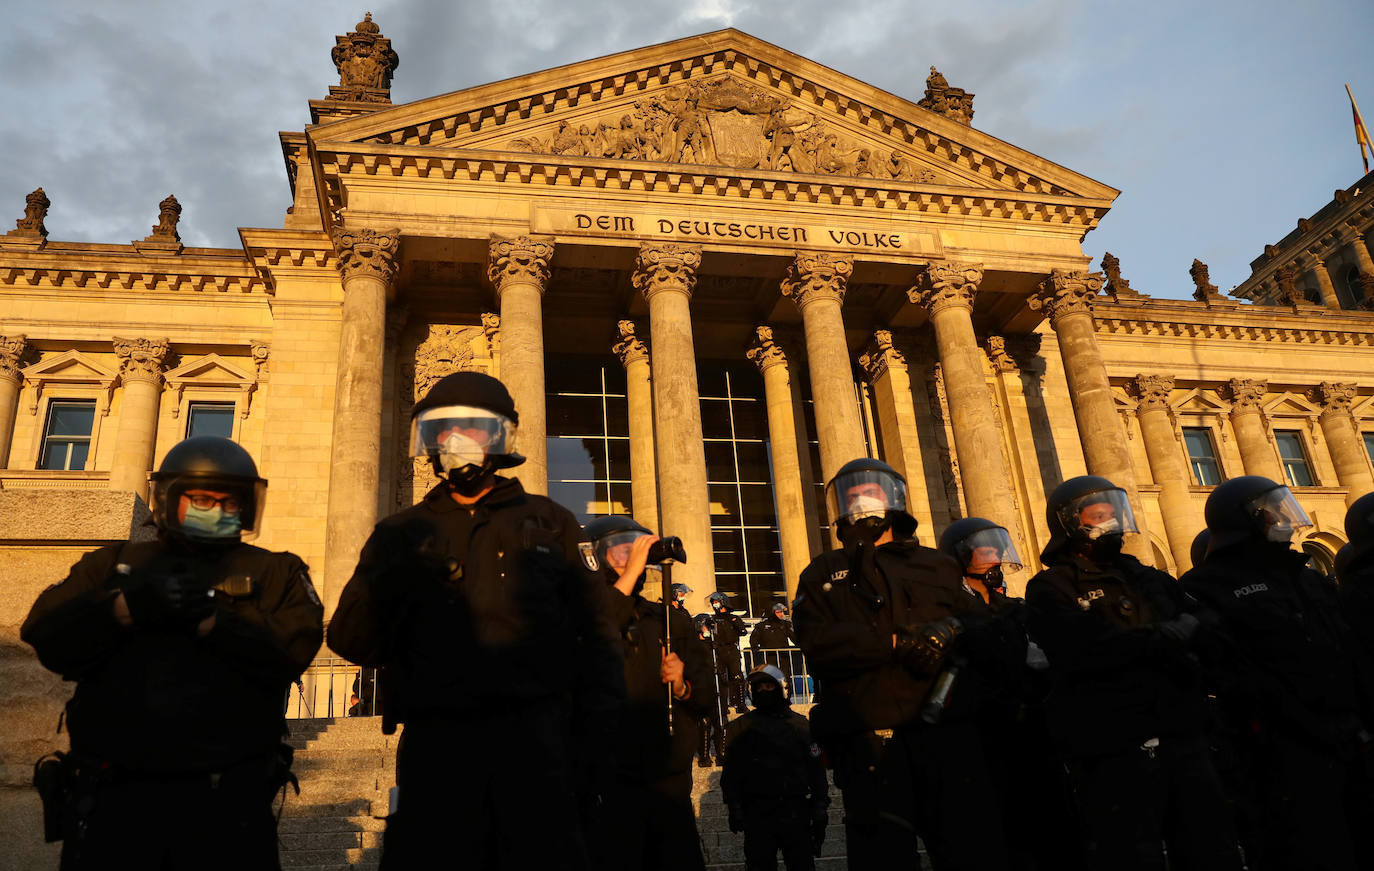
396;323;487;503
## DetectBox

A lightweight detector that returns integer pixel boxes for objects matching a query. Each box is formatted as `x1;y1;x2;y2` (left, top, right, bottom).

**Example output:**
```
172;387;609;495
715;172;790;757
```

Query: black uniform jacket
1339;552;1374;666
749;616;797;652
711;608;747;649
1183;542;1371;751
721;704;828;808
945;586;1030;725
328;477;624;725
1026;550;1206;757
605;588;715;782
21;538;324;773
792;539;974;738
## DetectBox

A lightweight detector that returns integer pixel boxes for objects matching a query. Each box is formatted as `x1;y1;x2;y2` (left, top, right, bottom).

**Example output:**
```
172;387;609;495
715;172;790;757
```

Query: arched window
1302;540;1335;576
1344;266;1366;309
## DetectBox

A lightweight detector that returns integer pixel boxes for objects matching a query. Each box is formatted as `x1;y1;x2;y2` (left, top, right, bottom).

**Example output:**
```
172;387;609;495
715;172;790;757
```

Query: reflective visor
1247;485;1312;531
1057;487;1139;538
409;405;517;460
956;526;1024;572
824;468;907;526
596;529;653;568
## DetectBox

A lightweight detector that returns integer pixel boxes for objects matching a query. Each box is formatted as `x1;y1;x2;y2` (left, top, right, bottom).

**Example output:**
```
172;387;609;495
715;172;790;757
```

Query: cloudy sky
3;0;1372;300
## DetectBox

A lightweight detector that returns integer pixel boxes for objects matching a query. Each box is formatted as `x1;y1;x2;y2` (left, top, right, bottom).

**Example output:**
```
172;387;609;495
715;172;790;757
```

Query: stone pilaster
488;234;554;495
1344;232;1374;306
780;252;865;488
748;326;818;602
1222;378;1285;483
110;337;170;498
1033;269;1154;563
613;320;659;534
323;227;398;616
0;334;28;468
1301;257;1341;309
1128;374;1196;572
1315;381;1374;505
632;243;715;608
909;262;1017;529
857;330;937;537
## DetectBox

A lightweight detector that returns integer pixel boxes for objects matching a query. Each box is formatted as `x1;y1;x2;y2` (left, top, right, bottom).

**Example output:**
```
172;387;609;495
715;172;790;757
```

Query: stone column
1128;374;1197;572
1315;381;1374;505
1301;257;1340;309
858;330;935;535
0;335;26;468
909;262;1016;526
780;252;865;486
109;337;170;498
632;243;715;605
323;228;398;616
488;234;554;495
1034;270;1154;563
613;320;659;532
748;326;816;603
1222;378;1285;483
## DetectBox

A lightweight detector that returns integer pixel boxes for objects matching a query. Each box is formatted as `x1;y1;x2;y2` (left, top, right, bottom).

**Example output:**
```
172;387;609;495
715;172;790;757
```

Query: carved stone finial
612;320;650;367
781;251;853;310
8;188;49;238
1189;258;1222;302
917;66;975;125
1223;378;1267;413
329;12;399;104
1128;374;1175;412
143;195;182;242
1100;252;1139;298
985;335;1016;373
858;330;907;380
334;228;400;283
0;334;28;383
746;325;789;373
631;242;702;300
487;235;554;293
908;261;984;313
113;337;170;385
1030;269;1104;323
1273;264;1306;307
1315;381;1357;419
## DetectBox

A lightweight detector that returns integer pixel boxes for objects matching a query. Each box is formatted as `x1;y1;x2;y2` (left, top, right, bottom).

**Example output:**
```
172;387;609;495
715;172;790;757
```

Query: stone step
278;816;387;835
281;847;382;867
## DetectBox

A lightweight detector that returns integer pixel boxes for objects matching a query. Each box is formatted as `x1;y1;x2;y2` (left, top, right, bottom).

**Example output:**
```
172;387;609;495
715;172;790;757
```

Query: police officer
1338;491;1374;657
669;582;693;617
792;458;1013;870
750;602;799;677
22;436;324;870
583;515;715;871
1025;475;1239;871
722;664;829;871
707;591;748;713
694;614;730;767
328;372;623;870
1182;476;1374;871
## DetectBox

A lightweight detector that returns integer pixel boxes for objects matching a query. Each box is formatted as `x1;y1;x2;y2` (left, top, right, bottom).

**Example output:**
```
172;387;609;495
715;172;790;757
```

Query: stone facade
2;24;1374;868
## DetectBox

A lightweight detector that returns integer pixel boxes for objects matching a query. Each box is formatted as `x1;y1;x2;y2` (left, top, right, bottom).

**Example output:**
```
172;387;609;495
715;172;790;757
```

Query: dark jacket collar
421;475;527;514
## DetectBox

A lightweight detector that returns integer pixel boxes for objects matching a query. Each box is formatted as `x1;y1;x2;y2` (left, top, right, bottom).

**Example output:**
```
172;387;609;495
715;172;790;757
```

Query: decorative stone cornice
612;320;650;367
1128;374;1174;413
334;228;400;283
631;242;702;300
858;330;907;380
985;335;1016;373
487;234;554;293
1314;381;1357;420
7;188;49;239
907;261;983;314
781;251;853;310
916;66;975;125
328;13;399;104
745;325;788;373
0;334;27;383
1223;378;1268;414
113;337;170;386
1030;269;1104;323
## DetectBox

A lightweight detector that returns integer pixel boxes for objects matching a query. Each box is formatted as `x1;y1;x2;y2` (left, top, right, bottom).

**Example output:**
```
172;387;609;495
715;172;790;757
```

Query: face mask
438;432;486;475
182;504;242;538
847;494;888;521
751;687;786;712
1265;523;1295;544
967;565;1004;590
1080;518;1121;540
1088;533;1124;560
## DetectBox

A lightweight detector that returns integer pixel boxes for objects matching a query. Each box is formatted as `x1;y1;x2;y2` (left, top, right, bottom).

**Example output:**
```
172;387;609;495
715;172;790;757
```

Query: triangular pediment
1173;389;1230;415
164;354;251;385
22;350;115;383
1264;393;1320;416
310;30;1117;202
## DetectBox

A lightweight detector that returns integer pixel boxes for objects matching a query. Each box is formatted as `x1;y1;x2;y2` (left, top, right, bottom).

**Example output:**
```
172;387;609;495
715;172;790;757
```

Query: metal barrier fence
285;658;378;719
741;647;814;706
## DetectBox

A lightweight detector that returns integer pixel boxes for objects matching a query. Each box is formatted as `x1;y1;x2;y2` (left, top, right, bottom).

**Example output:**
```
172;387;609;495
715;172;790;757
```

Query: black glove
895;616;963;674
728;804;745;834
810;806;828;856
114;560;216;630
1156;612;1200;644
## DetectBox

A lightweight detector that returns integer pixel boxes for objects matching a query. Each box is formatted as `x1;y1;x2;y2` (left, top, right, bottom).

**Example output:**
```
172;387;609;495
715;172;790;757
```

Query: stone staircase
278;716;850;870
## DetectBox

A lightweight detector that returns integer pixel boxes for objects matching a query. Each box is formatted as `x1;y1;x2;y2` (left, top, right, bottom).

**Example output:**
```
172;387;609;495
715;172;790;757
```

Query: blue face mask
182;504;242;538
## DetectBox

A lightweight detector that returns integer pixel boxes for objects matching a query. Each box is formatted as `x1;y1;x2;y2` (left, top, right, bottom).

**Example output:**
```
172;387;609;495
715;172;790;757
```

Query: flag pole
1347;83;1372;175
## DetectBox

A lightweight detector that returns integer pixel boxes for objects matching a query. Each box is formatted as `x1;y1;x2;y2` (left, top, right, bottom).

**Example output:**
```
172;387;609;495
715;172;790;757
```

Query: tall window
39;400;96;470
545;356;631;524
1274;430;1315;487
1182;427;1222;485
187;402;235;439
1364;432;1374;468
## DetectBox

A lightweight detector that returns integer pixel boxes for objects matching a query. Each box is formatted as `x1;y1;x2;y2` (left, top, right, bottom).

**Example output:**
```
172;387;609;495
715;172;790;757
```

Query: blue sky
3;0;1371;300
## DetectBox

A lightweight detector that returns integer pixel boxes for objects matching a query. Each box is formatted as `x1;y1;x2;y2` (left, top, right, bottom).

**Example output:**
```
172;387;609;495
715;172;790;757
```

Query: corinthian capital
1032;269;1104;324
1315;381;1357;419
746;325;789;373
780;251;853;310
612;320;649;367
113;337;170;385
859;330;907;380
907;261;983;314
1128;374;1175;413
631;242;702;300
0;334;27;383
334;228;400;283
487;234;554;293
1223;378;1268;414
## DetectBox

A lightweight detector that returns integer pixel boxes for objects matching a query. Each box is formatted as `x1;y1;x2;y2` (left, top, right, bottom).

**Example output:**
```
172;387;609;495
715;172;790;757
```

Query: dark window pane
714;574;748;601
48;402;95;436
1182;428;1221;486
547;438;596;482
603;395;629;437
747;576;789;617
733;442;771;483
712;529;745;572
727;398;768;440
40;401;96;471
549;481;598;525
607;483;634;520
187;403;235;440
1275;432;1314;487
547;394;605;437
1365;433;1374;467
605;438;632;481
704;441;737;479
710;484;741;522
743;528;782;573
700;399;733;439
39;443;70;470
545;356;608;394
739;484;779;527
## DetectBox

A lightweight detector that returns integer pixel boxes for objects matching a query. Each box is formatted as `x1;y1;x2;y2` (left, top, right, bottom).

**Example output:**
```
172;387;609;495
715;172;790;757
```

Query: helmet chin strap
966;565;1004;590
433;456;497;496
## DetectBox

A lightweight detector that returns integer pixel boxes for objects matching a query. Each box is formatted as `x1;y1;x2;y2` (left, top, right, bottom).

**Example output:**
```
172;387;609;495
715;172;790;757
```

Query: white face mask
438;432;486;474
847;494;888;520
1265;523;1295;544
1082;517;1122;540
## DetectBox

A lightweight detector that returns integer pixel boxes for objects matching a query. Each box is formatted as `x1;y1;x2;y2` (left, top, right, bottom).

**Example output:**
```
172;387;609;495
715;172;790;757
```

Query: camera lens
646;536;687;565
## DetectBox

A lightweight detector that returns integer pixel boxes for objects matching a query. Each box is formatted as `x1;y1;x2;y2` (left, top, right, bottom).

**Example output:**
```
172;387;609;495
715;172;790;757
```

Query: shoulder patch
829;568;849;582
297;570;322;608
577;541;600;572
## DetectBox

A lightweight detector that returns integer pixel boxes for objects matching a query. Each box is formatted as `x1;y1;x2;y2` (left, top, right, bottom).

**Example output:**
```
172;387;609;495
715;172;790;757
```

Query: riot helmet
707;591;732;612
1189;529;1212;569
584;515;653;574
1204;476;1312;555
746;663;790;711
939;517;1023;590
825;458;911;537
410;372;524;491
1344;492;1374;560
670;583;692;605
694;613;715;636
771;602;789;619
149;436;267;544
1334;543;1354;585
1043;476;1138;561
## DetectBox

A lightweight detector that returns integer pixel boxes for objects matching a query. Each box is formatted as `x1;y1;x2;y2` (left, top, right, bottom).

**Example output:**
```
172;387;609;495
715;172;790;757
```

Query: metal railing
285;658;379;719
742;647;815;706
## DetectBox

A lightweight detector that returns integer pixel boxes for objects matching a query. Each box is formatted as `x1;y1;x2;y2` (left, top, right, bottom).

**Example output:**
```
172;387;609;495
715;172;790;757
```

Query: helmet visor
825;468;908;527
150;475;267;542
957;527;1024;572
1057;487;1138;539
597;529;653;571
1247;486;1312;534
410;405;517;468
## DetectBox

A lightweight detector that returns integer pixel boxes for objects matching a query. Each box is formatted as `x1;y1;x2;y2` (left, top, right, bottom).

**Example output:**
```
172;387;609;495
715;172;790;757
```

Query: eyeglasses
184;493;242;514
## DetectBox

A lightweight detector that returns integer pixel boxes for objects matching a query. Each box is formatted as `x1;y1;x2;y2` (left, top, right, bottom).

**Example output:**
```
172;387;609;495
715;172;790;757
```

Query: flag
1349;84;1372;174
